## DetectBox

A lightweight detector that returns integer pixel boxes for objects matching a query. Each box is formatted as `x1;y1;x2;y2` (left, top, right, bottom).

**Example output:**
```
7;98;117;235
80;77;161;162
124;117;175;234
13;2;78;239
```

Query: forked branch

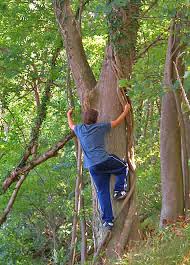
2;133;74;192
0;133;74;226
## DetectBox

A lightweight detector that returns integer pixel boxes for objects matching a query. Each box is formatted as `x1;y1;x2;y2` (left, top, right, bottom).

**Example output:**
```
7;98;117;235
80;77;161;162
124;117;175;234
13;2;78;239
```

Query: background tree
160;11;190;226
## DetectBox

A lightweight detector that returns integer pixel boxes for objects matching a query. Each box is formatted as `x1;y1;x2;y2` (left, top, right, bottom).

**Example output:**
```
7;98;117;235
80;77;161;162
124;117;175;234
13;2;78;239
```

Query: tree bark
54;0;97;108
184;104;190;199
173;89;190;213
160;20;184;226
93;48;140;261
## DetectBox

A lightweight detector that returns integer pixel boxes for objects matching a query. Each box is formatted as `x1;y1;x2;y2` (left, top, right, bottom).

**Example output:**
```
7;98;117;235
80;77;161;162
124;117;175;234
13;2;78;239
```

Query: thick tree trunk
92;46;139;259
54;0;140;261
160;21;184;225
160;92;184;224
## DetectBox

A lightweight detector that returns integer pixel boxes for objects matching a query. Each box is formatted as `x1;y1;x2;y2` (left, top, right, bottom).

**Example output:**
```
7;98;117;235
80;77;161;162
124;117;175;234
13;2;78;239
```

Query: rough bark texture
160;21;184;225
94;46;140;262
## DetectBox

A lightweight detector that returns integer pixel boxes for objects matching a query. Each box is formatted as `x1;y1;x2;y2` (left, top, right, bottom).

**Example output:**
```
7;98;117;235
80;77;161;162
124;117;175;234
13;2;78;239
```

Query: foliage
119;222;190;265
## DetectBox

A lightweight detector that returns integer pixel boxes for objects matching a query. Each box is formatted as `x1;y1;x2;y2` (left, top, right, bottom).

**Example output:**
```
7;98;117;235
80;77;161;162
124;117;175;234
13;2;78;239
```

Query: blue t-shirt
74;122;111;168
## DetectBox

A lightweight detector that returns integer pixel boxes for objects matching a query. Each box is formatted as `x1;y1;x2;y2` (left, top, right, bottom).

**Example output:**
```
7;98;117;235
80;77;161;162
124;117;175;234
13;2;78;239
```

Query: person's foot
113;190;127;200
102;221;114;230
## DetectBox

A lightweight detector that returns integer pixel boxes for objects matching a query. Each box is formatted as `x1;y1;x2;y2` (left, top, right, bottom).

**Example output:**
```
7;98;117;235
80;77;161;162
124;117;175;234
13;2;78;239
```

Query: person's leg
89;167;113;223
106;154;128;192
114;164;128;192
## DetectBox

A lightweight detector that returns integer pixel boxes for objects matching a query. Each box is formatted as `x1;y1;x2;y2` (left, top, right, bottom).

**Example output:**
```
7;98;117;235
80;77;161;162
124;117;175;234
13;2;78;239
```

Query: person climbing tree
67;103;130;230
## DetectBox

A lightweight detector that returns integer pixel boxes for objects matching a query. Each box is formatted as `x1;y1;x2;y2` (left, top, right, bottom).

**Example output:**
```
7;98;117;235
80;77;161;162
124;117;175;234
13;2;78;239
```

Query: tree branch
136;32;165;60
116;199;136;255
54;0;96;104
75;0;91;20
2;132;74;192
0;132;74;225
140;0;158;18
0;173;28;225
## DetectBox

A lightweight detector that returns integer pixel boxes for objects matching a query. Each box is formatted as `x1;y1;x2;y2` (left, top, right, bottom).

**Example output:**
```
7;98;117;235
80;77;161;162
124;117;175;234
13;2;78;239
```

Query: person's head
83;109;99;124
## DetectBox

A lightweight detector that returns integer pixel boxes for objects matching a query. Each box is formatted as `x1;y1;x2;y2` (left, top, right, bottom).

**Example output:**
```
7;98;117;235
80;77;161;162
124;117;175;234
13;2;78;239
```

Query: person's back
74;122;111;168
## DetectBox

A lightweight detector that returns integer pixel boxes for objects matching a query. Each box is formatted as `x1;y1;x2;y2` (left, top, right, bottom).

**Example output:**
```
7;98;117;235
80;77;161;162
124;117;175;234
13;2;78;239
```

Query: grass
118;222;190;265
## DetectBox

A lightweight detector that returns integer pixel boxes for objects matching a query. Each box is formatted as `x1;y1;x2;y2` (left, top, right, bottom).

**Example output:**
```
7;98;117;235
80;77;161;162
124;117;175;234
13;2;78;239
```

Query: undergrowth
117;138;190;265
119;221;190;265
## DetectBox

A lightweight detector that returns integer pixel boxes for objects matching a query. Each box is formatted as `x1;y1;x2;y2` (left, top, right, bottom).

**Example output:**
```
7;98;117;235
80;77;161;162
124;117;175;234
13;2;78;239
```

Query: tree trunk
54;0;140;260
92;46;140;259
183;91;190;197
160;20;184;226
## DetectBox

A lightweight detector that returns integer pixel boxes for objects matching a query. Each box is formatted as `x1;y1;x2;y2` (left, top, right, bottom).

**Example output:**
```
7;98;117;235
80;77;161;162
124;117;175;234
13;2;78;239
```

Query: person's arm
67;109;75;130
111;103;130;128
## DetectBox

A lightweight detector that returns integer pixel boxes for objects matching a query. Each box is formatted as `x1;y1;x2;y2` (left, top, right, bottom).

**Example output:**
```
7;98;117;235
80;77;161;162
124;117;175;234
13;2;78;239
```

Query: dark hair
83;109;99;124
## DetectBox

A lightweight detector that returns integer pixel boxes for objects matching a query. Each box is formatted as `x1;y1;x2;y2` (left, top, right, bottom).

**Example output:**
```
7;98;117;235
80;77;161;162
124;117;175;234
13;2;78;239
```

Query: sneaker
113;190;127;200
102;221;114;230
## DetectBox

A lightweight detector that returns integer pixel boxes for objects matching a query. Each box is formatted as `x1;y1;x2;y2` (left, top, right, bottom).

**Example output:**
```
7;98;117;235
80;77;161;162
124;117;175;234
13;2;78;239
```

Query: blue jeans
89;154;128;223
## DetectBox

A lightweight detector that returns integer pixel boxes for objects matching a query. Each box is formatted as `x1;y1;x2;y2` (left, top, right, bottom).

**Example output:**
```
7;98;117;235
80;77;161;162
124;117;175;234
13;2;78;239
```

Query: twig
137;32;165;59
115;175;136;221
80;204;87;264
75;0;91;20
66;65;75;108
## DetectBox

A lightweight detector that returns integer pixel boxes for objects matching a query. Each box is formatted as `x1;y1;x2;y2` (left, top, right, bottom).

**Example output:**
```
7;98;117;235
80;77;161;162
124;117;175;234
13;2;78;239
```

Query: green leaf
118;79;128;88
